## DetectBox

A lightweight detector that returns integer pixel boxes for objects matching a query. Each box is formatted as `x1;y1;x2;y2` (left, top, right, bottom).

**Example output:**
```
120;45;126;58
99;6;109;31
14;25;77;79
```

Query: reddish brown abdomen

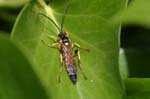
61;43;77;84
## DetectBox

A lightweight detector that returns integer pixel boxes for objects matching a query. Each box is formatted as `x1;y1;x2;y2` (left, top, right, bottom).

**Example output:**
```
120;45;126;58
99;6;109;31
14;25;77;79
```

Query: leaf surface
0;35;48;99
126;78;150;99
113;0;150;27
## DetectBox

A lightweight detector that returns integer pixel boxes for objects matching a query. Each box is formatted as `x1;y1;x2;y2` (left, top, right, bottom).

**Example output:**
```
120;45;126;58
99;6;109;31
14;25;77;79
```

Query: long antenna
39;13;61;32
60;2;70;32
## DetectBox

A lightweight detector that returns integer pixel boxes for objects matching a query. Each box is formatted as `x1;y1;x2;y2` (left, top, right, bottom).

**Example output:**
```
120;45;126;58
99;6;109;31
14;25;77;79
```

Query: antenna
60;2;70;32
39;13;61;32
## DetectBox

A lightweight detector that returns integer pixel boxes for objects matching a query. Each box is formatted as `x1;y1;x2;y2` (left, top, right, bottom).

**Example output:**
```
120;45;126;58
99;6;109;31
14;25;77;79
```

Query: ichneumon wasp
39;3;89;84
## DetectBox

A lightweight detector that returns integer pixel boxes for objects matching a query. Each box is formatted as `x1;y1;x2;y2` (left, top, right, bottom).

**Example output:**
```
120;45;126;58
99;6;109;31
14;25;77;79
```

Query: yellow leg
41;40;59;49
57;54;63;83
74;49;87;80
43;31;58;42
72;42;90;52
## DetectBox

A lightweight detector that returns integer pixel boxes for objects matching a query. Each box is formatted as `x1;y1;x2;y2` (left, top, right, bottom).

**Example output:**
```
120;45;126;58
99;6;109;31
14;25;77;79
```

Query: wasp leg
41;40;59;49
72;42;90;52
74;49;87;80
57;54;63;83
43;32;58;42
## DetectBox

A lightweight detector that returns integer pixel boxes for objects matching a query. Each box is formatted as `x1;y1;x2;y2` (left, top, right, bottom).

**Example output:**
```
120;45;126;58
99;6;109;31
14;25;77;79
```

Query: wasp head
58;32;68;38
58;32;69;43
58;32;66;38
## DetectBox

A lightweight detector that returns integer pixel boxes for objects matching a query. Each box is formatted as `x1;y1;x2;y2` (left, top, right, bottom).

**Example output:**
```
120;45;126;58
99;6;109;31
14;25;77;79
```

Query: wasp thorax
63;37;69;41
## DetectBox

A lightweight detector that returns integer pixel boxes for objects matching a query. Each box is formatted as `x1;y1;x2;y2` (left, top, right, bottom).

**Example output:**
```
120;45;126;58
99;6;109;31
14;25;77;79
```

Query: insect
40;3;89;84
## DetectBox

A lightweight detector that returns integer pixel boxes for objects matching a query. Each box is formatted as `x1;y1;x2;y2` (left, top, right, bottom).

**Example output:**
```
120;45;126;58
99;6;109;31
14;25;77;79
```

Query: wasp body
59;32;77;84
40;3;88;84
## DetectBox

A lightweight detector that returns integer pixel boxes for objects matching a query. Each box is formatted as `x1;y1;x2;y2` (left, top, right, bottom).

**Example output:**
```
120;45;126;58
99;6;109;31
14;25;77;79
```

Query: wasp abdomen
69;74;77;84
67;65;77;84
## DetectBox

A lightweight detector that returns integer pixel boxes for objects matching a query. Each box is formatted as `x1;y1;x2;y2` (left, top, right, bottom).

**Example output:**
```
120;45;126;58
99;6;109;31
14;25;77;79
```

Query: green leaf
119;48;128;81
0;0;29;8
126;78;150;99
11;0;127;99
0;35;48;99
113;0;150;27
0;31;10;37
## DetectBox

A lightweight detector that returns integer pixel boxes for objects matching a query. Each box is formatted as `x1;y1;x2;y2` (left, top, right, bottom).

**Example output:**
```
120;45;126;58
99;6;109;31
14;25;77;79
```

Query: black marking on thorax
62;37;69;44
